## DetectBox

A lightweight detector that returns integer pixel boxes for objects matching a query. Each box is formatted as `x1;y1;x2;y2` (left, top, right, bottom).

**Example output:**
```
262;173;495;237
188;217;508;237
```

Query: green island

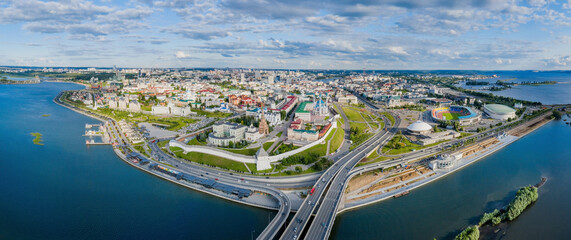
30;132;44;145
454;185;539;240
0;76;40;85
41;114;50;117
518;81;557;86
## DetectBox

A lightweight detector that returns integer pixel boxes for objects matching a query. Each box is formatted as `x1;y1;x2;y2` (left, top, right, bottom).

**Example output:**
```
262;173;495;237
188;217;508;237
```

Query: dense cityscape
2;0;571;239
2;65;569;239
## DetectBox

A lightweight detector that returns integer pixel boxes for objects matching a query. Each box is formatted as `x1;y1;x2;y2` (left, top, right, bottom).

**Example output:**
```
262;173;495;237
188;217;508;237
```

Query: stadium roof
484;104;516;114
407;120;432;132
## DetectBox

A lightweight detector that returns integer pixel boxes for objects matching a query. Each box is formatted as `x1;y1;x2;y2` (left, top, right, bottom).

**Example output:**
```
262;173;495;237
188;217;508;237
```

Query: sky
0;0;570;70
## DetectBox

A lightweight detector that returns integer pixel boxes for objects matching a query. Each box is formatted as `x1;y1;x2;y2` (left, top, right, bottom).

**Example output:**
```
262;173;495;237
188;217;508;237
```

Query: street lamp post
251;230;255;240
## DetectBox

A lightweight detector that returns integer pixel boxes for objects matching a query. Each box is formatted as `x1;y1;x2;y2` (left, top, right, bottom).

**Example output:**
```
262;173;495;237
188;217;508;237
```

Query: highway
299;118;399;240
278;113;398;240
148;140;320;188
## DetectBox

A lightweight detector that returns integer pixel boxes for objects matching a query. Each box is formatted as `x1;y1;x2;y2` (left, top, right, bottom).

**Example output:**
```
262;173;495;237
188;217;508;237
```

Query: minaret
258;104;269;135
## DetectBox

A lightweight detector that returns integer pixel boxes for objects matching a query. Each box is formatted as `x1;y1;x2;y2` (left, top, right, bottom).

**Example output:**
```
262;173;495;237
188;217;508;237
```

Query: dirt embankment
347;170;386;192
459;138;499;157
510;113;553;137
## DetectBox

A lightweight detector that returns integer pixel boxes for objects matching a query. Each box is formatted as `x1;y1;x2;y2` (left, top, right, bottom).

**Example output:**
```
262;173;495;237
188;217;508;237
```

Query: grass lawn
191;109;233;118
349;121;369;132
329;121;345;153
382;135;448;155
460;132;473;138
382;134;421;155
141;105;152;111
342;107;366;122
187;138;206;146
263;141;274;151
348;121;373;150
441;112;461;120
157;140;169;148
356;155;392;167
271;142;300;156
220;147;260;156
269;167;319;176
248;163;275;174
277;131;283;137
367;149;380;159
333;105;345;125
133;144;150;157
380;112;395;127
172;149;250;172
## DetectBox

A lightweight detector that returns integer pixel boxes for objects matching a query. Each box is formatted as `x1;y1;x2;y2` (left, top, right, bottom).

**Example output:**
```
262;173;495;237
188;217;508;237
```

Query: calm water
331;117;571;239
472;71;571;105
0;83;270;240
1;80;570;240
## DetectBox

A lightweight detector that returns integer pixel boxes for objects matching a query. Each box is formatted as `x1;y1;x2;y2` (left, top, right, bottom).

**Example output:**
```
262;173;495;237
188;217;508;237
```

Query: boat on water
393;190;410;198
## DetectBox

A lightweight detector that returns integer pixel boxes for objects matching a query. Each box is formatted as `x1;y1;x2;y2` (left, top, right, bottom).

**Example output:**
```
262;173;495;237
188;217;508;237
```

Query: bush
478;209;500;226
295;166;303;173
505;186;538;221
312;158;333;171
454;226;479;240
492;216;502;225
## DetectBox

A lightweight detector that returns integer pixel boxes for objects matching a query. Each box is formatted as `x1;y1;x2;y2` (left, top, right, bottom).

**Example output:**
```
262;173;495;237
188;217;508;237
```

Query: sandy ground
346;170;387;193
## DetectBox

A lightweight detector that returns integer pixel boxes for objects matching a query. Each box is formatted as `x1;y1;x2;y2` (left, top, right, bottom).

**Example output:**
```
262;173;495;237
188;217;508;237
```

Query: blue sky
0;0;570;69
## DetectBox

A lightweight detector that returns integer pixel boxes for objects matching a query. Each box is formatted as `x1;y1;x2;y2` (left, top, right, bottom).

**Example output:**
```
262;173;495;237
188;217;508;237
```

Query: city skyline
1;0;570;70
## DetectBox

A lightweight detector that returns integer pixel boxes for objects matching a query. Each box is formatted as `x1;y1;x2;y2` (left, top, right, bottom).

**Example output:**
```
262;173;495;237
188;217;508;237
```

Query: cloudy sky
0;0;570;69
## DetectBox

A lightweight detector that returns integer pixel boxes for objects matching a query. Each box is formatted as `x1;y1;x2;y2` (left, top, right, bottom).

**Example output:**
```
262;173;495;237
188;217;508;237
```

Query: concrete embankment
53;92;282;211
340;113;554;213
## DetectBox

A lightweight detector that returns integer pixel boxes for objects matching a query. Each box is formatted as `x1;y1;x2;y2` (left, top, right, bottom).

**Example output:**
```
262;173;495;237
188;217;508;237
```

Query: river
331;116;571;239
1;81;570;239
0;82;270;240
458;71;571;105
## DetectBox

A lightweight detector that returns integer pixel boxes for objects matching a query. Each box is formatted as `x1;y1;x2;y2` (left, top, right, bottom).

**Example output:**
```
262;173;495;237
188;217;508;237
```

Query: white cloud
388;46;409;55
175;51;191;59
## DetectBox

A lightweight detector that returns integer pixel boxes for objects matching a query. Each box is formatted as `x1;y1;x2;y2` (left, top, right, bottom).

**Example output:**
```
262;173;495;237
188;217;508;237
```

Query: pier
85;123;111;145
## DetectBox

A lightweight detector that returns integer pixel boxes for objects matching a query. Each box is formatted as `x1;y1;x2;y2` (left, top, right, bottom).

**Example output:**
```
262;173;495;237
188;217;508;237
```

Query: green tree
454;226;479;240
552;110;562;119
295;166;303;173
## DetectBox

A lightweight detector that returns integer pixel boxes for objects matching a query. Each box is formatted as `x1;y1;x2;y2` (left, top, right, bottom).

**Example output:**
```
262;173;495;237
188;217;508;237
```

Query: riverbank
340;112;553;213
53;91;281;211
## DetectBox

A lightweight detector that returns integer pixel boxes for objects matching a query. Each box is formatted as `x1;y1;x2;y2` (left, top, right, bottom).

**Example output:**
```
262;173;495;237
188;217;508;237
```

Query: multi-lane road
303;121;398;240
279;113;398;240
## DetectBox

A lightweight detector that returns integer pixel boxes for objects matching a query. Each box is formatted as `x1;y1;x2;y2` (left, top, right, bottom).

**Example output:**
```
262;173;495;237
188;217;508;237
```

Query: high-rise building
267;75;274;84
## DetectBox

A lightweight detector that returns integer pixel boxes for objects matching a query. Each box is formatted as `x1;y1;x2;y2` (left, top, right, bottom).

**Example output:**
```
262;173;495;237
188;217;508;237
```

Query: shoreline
53;88;557;214
339;113;554;213
53;92;282;211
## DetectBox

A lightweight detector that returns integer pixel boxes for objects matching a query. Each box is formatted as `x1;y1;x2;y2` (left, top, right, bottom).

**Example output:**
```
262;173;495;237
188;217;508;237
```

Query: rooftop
296;101;312;113
484;104;516;114
407;120;432;132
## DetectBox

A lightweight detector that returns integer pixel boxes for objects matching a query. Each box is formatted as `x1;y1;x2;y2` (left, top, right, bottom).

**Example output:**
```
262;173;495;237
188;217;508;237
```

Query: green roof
296;101;312;113
484;104;515;114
